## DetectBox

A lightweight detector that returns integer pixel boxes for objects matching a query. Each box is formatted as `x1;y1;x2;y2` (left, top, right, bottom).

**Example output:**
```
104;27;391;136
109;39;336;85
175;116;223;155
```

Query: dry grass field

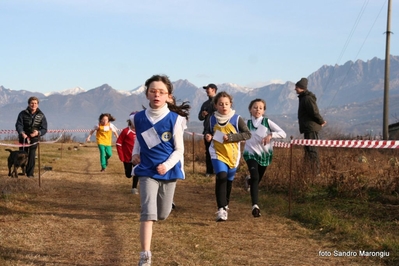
0;139;396;265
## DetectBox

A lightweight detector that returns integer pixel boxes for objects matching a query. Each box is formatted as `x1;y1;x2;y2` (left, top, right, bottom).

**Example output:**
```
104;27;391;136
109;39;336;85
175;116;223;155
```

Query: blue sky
1;0;398;93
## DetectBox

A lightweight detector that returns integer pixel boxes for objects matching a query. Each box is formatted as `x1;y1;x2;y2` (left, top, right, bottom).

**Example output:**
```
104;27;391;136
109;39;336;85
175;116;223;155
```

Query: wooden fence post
192;132;195;174
289;136;293;216
38;142;41;188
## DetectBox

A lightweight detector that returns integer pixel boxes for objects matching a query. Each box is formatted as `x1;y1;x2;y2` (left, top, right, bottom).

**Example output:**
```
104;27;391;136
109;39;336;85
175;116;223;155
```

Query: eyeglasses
148;89;169;95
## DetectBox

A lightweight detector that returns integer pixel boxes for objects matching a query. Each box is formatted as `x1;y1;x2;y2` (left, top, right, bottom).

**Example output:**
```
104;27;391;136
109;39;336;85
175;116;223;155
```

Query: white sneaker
131;188;139;194
215;208;228;222
138;251;151;266
252;204;261;217
245;175;251;192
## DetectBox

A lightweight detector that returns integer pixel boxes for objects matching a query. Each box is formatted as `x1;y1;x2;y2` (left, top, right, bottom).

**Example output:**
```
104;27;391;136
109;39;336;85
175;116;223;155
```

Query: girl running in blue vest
204;91;251;222
130;74;189;266
243;98;286;217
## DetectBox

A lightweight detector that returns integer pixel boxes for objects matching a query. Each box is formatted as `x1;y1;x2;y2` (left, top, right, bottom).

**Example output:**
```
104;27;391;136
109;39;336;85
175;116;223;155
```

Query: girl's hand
223;135;228;142
157;164;167;175
262;134;272;145
205;133;213;142
132;154;140;165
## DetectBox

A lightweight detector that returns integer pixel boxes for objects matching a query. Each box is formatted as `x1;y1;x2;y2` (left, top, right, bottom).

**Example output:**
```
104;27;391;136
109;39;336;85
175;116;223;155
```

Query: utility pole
383;0;392;140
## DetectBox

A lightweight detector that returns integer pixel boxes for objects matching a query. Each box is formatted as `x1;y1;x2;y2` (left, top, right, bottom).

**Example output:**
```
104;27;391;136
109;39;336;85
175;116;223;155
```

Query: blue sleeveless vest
134;110;184;180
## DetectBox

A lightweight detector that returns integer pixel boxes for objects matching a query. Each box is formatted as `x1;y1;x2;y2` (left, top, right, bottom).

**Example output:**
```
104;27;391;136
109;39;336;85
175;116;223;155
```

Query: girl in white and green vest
243;99;286;217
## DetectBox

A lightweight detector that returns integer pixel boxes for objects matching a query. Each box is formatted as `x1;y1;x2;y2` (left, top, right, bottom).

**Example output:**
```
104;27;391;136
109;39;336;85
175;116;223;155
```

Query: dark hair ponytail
99;113;116;122
167;96;190;120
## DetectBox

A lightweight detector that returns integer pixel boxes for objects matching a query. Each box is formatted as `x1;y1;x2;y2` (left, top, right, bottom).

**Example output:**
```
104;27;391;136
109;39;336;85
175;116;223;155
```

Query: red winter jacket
116;127;136;163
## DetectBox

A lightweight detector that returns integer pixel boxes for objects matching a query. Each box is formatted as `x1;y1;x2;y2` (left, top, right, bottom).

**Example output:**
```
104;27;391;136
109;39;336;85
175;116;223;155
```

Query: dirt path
0;146;383;266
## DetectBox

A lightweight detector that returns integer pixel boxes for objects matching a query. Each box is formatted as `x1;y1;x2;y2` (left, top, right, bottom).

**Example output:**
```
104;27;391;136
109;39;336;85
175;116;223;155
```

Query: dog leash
23;137;30;151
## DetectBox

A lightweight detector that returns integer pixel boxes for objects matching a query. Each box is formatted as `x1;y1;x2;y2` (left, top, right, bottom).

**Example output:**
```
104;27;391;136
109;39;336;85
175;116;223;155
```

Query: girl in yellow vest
204;91;251;222
86;113;119;172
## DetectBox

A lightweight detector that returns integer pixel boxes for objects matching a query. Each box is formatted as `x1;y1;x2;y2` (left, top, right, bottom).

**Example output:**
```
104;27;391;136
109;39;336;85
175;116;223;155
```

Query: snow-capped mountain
130;85;146;95
216;83;253;93
45;87;86;96
1;55;399;138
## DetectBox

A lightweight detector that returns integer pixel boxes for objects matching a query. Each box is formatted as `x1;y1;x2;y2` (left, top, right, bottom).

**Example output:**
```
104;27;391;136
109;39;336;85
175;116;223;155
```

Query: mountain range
1;55;399;140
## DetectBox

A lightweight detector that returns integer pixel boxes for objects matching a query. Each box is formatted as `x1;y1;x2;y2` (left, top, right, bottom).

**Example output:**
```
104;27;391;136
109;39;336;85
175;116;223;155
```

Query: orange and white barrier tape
272;141;291;148
2;129;398;149
0;129;72;134
290;139;399;149
184;131;205;137
0;129;124;134
0;131;65;147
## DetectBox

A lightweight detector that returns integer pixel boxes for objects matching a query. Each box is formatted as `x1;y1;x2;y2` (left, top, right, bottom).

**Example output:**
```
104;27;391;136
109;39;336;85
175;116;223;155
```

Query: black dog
5;149;28;178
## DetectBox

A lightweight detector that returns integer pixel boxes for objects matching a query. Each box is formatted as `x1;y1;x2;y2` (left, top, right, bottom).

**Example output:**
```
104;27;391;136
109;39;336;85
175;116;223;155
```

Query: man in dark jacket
15;96;48;178
198;83;217;177
295;78;326;174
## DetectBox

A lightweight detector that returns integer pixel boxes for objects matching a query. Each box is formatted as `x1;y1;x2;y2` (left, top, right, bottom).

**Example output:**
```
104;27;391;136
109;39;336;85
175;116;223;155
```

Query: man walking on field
294;78;326;174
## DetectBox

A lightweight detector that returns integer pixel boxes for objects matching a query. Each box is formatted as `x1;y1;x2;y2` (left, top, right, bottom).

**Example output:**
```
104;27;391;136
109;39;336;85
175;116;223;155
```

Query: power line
318;0;369;114
321;0;387;114
336;0;369;64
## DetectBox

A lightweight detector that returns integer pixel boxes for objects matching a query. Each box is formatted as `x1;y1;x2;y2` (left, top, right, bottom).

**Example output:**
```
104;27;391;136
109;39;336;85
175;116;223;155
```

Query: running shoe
215;208;228;222
252;204;261;218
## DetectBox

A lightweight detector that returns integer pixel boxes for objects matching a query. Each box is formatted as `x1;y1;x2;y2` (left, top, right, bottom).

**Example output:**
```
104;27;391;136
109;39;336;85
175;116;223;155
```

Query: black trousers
204;138;214;174
19;136;39;177
246;159;267;206
215;171;233;209
304;131;320;174
123;162;139;188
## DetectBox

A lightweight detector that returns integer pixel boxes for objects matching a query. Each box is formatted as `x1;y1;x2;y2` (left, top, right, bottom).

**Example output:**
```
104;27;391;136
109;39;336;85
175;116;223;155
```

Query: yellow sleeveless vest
96;123;113;146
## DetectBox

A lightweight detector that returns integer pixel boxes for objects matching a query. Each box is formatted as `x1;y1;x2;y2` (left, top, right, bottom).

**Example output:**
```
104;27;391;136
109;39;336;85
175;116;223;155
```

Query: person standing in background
86;113;119;172
15;96;48;178
295;78;326;174
198;83;217;177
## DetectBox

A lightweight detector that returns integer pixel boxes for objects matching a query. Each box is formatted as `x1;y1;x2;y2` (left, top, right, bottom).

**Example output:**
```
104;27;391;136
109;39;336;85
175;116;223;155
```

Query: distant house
389;122;399;140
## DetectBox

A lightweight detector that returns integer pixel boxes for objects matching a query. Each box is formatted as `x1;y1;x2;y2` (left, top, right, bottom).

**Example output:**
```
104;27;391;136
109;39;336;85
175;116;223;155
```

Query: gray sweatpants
139;176;176;222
